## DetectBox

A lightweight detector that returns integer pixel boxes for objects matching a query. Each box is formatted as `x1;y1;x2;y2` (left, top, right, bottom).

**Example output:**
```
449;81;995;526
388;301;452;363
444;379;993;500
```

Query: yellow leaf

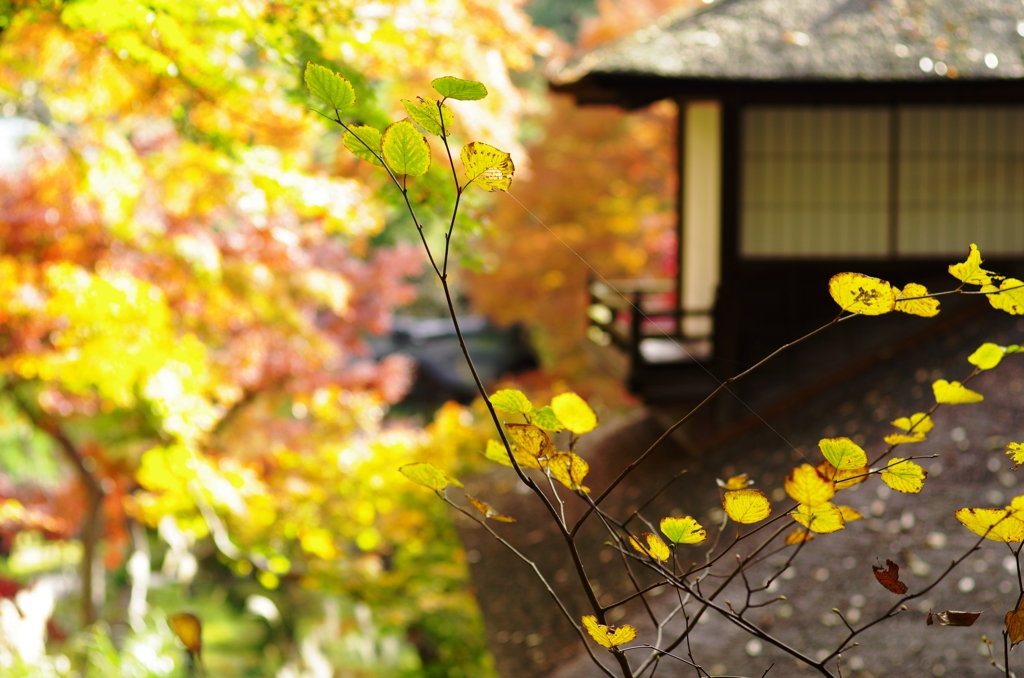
660;516;706;545
168;612;202;656
792;502;846;534
1007;442;1024;470
490;389;533;415
466;495;515;523
629;532;671;562
932;379;984;404
505;423;555;461
483;438;540;470
956;507;1024;543
968;342;1006;371
582;615;637;649
401;96;454;137
880;458;927;493
828;272;896;315
543;452;590;492
838;505;864;522
381;120;431;177
891;412;934;434
722;489;772;524
884;432;926;445
785;528;815;544
894;282;940;317
550;392;597;434
785;464;836;507
948;244;997;286
983;278;1024;315
716;473;753;490
816;460;868;488
818;437;868;470
460;141;514;192
399;462;461;490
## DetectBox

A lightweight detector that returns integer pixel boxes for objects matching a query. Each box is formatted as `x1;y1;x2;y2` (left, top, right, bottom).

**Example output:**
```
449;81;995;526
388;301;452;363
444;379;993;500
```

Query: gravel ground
456;310;1024;678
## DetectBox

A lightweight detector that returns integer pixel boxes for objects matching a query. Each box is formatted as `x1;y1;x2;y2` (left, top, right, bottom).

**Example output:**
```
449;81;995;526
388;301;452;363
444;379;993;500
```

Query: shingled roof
551;0;1024;105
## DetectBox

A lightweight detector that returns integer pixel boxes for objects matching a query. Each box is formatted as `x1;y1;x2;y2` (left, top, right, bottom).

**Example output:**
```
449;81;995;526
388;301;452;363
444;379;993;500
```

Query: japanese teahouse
550;0;1024;403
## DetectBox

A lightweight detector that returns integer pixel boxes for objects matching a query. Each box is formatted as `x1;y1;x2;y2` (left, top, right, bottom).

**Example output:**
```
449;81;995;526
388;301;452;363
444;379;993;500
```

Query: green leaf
460;141;514;192
968;342;1005;371
342;125;384;166
304;62;356;113
431;76;488;101
399;462;461;490
818;437;868;470
530;406;564;432
660;516;706;544
402;97;454;137
381;120;431;177
489;389;532;415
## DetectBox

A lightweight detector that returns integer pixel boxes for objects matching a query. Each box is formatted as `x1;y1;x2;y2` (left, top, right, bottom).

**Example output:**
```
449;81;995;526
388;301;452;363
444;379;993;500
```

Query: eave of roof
550;0;1024;106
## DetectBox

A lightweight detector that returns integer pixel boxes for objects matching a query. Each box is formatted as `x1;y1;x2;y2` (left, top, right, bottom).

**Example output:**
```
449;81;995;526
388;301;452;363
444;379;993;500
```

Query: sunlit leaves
816;459;868;488
717;474;752;490
894;282;940;317
382;120;431;176
660;516;706;545
505;423;554;462
629;532;670;562
305;63;356;113
490;389;533;415
545;452;590;492
1007;443;1024;469
484;438;540;470
818;437;868;470
529;406;564;432
880;458;927;494
792;502;845;534
168;612;203;657
402;97;454;137
828;272;896;315
460;142;514;192
399;462;462;491
466;495;515;523
785;464;835;507
983;279;1024;315
872;559;909;594
885;412;933;444
582;615;636;649
550;392;597;434
955;507;1024;543
785;528;815;544
932;379;983;404
343;126;384;166
432;76;488;101
968;342;1005;370
838;506;863;523
722;489;772;524
948;244;996;286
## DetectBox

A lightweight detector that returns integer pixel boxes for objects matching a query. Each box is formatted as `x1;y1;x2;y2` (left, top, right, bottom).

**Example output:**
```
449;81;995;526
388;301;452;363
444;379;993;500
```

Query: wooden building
550;0;1024;402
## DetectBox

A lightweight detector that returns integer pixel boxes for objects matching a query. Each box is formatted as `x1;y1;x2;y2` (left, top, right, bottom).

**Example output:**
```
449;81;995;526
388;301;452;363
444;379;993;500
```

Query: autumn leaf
505;423;555;462
305;63;356;113
816;459;868;488
891;412;935;434
550;392;597;434
1007;442;1024;470
872;559;909;594
484;438;540;470
785;528;815;544
934;610;981;626
582;615;636;649
529;406;565;432
466;495;515;523
400;462;462;490
169;612;203;656
955;507;1024;543
791;502;845;534
828;272;896;315
818;437;868;470
381;120;431;176
460;142;514;192
932;379;983;404
342;125;384;166
785;464;836;507
1006;599;1024;647
716;474;753;490
629;532;670;562
884;432;927;445
837;506;863;522
722;489;772;524
895;282;940;317
402;97;454;137
983;278;1024;315
660;516;706;545
544;452;590;492
490;389;533;415
948;244;997;286
880;458;927;494
968;342;1005;370
432;76;488;101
